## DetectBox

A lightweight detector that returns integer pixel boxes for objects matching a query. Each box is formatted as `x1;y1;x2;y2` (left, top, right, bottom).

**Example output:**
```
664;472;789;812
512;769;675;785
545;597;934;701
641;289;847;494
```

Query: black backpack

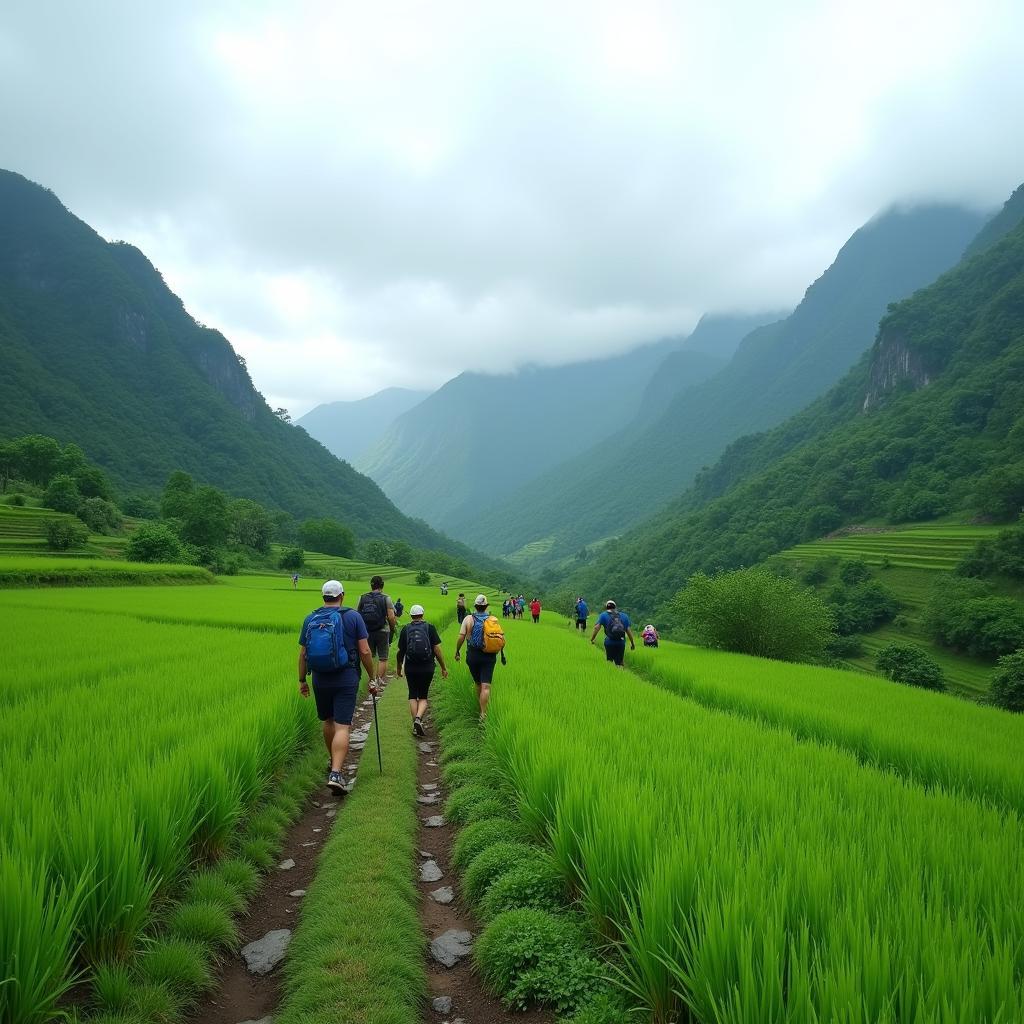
357;591;388;632
605;610;626;641
405;621;433;663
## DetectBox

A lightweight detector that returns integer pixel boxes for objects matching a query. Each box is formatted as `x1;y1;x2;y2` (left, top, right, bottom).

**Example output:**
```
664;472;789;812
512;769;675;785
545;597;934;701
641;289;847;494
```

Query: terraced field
0;502;132;557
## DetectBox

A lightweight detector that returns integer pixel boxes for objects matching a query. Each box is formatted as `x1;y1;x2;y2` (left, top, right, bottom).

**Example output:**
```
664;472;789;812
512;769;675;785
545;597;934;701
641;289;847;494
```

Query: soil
188;691;381;1024
416;718;553;1024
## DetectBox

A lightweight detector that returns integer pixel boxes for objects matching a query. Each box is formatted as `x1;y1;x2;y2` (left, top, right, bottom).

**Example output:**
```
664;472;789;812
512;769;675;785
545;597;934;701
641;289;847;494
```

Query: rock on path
241;929;292;975
429;886;454;904
432;995;453;1013
430;929;473;968
420;860;444;883
423;815;445;827
277;858;295;870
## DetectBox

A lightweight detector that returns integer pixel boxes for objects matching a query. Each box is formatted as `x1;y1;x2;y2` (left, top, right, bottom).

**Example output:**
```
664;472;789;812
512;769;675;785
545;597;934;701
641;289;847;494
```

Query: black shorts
532;613;540;623
466;648;496;684
368;629;390;661
576;617;587;629
604;642;626;666
406;671;434;700
312;679;359;724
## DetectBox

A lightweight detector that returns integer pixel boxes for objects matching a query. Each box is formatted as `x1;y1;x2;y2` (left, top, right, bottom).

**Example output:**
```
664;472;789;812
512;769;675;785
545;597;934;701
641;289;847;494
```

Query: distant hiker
575;596;589;631
642;623;659;648
357;575;398;688
298;580;376;792
515;595;525;620
455;594;506;722
530;597;541;623
441;582;449;596
590;600;635;669
456;592;468;622
396;604;448;736
291;573;299;590
394;597;404;619
502;598;511;618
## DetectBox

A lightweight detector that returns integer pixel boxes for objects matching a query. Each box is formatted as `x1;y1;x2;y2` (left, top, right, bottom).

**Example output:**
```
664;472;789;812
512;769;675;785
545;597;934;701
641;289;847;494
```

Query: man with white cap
298;580;376;792
590;599;636;669
395;604;448;736
454;594;503;722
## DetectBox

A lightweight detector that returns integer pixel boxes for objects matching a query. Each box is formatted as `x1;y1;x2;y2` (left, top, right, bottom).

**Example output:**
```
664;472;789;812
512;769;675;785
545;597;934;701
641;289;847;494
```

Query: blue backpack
305;607;351;672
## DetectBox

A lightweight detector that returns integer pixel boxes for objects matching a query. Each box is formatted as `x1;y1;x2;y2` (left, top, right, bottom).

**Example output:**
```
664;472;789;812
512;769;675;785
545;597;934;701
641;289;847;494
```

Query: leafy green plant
990;650;1024;713
416;570;431;585
478;855;565;922
45;517;89;551
876;643;945;690
126;522;183;563
462;842;541;907
451;818;525;871
444;782;506;824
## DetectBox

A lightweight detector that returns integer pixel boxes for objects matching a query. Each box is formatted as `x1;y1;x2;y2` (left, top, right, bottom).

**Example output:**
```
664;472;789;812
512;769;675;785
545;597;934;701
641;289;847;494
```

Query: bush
45;518;89;551
800;561;830;585
444;783;503;824
478;854;565;922
278;547;304;572
990;650;1024;713
876;643;945;690
43;473;82;513
474;909;602;1013
925;580;1024;658
829;581;899;635
825;633;864;659
121;493;160;519
126;522;183;563
673;567;834;663
452;818;525;871
78;497;123;534
8;492;26;507
956;524;1024;580
463;842;541;907
416;570;432;586
838;558;871;585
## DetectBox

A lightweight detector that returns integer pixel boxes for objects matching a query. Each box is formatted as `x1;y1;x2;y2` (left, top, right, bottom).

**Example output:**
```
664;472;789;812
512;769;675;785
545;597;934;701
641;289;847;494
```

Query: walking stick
371;690;383;774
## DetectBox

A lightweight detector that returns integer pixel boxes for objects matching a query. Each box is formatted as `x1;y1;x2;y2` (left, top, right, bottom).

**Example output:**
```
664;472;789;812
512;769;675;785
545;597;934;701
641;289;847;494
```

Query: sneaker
327;770;346;793
413;717;425;737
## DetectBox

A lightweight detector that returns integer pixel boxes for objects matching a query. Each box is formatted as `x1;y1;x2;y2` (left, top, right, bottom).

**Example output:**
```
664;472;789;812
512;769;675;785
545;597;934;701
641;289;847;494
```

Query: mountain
297;387;430;463
566;185;1024;618
355;335;717;532
463;204;988;565
0;170;490;562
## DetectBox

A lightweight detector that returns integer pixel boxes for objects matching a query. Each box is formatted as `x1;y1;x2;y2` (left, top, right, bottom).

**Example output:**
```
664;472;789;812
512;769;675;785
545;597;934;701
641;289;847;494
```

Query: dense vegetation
569;195;1024;620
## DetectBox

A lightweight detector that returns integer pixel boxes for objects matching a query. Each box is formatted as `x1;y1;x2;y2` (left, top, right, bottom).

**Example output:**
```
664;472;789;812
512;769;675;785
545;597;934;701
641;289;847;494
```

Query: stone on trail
419;860;444;882
301;842;314;847
432;996;453;1014
418;742;434;753
312;827;322;832
424;815;445;827
417;794;440;805
419;849;432;857
241;929;291;975
421;782;438;791
325;808;337;818
277;858;295;870
288;889;306;897
429;886;454;904
429;929;473;968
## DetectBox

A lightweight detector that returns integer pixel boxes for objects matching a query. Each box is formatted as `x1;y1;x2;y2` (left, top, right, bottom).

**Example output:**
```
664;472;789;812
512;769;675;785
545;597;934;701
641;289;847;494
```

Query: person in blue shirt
590;600;636;668
298;580;376;793
575;596;589;631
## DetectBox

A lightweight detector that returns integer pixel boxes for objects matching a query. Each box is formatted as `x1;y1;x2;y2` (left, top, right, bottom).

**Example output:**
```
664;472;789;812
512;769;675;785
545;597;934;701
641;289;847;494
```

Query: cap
474;594;488;608
410;604;425;616
322;580;344;597
605;600;616;609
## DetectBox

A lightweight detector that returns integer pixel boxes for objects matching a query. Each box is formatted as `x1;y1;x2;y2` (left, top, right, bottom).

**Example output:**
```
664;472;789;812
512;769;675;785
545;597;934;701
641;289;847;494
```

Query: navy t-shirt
576;601;589;619
299;606;368;687
595;609;631;645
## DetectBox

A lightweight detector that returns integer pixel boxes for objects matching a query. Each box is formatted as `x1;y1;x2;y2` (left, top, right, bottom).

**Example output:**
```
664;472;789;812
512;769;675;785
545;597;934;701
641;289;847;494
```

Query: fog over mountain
1;0;1022;414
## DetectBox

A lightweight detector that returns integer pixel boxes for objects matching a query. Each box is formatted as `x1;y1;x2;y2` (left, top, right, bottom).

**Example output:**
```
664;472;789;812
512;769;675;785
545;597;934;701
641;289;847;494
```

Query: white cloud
1;0;1021;414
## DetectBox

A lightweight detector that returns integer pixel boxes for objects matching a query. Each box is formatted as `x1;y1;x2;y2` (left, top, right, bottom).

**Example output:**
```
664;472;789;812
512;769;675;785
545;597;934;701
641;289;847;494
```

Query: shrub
565;990;633;1024
43;473;82;513
800;561;830;585
416;570;432;586
463;842;540;907
138;939;213;994
463;797;514;824
838;558;871;585
925;581;1024;658
475;909;602;1013
478;855;565;922
673;567;835;663
9;492;26;507
126;522;183;563
278;547;304;572
442;755;499;791
167;900;239;949
185;871;247;914
957;524;1024;580
876;643;945;690
829;581;899;635
452;818;525;871
825;633;864;659
45;518;89;551
444;783;506;824
78;497;123;534
990;650;1024;713
439;736;481;765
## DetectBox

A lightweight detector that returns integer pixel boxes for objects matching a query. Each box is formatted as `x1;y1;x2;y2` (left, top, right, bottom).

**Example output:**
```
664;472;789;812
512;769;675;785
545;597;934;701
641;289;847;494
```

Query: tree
990;650;1024;713
121;494;160;519
55;442;87;476
46;518;89;551
0;441;17;492
15;434;62;486
300;517;355;558
273;407;292;423
365;540;392;564
228;498;273;552
416;570;432;586
838;559;871;585
73;464;111;500
126;522;183;563
278;547;304;572
389;540;415;568
672;567;835;663
161;471;195;519
876;643;945;690
43;474;82;514
78;497;123;534
181;485;230;549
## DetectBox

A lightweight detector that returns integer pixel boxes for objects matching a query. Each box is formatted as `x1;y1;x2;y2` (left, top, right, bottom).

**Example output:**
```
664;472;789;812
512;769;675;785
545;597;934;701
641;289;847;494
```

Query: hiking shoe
327;770;346;793
413;717;425;737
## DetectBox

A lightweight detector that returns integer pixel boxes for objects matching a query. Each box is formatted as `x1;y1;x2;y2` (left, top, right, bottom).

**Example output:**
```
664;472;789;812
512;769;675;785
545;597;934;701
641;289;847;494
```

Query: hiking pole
371;689;383;774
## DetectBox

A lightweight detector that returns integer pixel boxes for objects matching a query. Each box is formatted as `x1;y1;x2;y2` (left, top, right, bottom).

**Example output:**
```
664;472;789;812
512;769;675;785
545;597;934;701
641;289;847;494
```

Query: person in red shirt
530;597;541;623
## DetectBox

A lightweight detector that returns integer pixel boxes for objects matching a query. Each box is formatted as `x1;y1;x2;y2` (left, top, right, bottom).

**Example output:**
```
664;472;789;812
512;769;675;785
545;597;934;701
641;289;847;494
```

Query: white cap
410;604;425;617
322;579;344;597
474;594;488;608
606;600;616;609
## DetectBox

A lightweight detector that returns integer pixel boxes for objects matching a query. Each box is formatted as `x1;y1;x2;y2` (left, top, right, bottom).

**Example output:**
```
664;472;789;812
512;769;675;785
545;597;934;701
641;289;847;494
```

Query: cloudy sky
2;0;1023;415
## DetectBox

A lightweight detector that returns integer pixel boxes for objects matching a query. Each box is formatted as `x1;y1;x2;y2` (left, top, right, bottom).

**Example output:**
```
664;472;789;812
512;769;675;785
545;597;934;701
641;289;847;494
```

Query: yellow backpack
471;612;506;654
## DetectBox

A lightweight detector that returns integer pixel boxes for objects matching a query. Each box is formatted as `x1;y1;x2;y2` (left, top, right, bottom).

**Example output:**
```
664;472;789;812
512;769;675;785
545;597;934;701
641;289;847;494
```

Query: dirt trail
415;717;552;1024
189;689;383;1024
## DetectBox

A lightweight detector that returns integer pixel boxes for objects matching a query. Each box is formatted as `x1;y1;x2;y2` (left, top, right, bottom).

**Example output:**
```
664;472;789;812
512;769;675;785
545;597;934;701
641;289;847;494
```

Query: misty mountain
566;182;1024;618
355;333;730;532
464;203;987;565
297;387;430;464
0;169;491;563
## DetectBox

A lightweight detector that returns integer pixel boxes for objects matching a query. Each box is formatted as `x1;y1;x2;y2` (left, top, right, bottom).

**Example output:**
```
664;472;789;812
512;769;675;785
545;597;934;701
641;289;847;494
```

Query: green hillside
0;170;494;567
569;186;1024;622
465;204;987;565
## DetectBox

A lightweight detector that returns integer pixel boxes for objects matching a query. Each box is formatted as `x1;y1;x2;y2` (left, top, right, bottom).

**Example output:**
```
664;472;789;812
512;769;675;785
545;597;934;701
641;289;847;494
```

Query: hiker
515;595;525;620
642;623;659;647
298;580;376;792
456;592;468;622
454;594;505;722
396;604;448;736
575;596;589;631
394;596;404;619
590;600;636;669
357;575;398;688
440;581;449;596
291;573;299;590
502;598;510;618
530;597;541;623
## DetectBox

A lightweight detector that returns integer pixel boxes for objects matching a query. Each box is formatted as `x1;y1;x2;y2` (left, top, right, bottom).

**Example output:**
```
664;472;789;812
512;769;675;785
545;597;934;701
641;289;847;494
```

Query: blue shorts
312;677;359;724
